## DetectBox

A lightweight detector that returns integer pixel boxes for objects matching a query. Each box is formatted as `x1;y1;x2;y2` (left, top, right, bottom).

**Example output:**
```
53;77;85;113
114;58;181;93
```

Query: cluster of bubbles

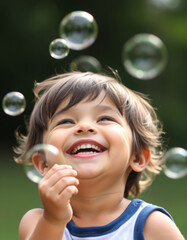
1;11;100;117
49;11;168;80
2;91;26;116
24;144;64;183
49;11;98;60
163;147;187;179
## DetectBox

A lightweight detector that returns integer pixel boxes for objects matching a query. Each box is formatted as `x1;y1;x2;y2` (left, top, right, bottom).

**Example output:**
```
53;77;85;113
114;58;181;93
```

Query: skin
19;92;184;240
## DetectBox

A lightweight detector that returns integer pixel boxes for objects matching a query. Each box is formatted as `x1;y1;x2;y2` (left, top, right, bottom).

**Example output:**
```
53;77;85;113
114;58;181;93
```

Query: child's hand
38;164;79;225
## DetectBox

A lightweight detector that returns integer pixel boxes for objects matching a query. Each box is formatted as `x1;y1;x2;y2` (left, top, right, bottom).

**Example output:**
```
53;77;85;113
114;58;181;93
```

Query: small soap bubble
24;144;63;183
59;11;98;50
2;91;26;116
122;33;168;80
49;38;69;59
69;55;102;72
164;147;187;179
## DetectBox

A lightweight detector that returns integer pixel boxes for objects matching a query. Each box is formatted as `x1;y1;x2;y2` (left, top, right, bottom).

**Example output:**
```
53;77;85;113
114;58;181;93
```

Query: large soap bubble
2;91;26;116
164;147;187;179
24;144;63;183
69;55;102;72
122;33;168;80
59;11;98;50
49;38;69;59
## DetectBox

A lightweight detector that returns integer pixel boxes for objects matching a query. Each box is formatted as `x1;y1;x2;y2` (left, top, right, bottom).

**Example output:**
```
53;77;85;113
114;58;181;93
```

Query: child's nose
74;121;97;135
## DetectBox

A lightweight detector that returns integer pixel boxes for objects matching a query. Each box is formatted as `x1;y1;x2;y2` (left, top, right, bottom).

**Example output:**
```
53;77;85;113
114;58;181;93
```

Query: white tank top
63;199;173;240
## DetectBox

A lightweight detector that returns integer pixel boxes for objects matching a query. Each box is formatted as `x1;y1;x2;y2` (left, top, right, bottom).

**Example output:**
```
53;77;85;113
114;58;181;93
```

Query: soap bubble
69;55;102;72
59;11;98;50
2;91;26;116
49;38;69;59
164;147;187;179
122;33;168;80
147;0;181;10
24;144;63;183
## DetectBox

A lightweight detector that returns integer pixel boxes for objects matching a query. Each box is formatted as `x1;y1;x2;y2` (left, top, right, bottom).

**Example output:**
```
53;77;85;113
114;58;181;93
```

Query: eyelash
56;116;117;126
57;119;74;125
98;116;116;122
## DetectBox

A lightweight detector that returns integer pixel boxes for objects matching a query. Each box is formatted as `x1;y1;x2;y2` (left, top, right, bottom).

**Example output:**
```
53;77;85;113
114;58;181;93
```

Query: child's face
43;91;134;180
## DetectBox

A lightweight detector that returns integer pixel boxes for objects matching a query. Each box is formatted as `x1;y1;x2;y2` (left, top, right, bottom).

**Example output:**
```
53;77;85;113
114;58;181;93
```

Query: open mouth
67;140;107;156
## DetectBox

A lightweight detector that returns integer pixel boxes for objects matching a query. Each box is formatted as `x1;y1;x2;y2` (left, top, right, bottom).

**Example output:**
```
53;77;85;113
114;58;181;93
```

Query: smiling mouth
67;141;107;157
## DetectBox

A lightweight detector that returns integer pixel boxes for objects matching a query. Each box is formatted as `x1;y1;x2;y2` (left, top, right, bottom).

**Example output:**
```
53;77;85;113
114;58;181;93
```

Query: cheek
43;129;67;149
106;126;133;160
43;130;69;165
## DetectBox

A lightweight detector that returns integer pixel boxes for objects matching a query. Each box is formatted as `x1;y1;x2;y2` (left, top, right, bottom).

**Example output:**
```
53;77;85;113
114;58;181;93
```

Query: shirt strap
134;204;174;240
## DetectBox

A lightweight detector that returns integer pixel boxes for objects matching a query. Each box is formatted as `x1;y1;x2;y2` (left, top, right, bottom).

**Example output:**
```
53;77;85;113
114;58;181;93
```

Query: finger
41;176;79;203
40;164;76;186
53;176;79;196
39;168;77;192
44;164;73;180
58;185;79;202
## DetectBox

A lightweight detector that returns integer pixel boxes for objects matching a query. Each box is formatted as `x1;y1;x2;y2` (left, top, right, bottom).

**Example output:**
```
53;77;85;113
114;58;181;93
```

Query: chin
76;166;101;180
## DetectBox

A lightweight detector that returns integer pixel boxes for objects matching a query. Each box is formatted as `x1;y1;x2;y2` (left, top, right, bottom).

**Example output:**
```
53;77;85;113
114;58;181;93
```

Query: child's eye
98;116;116;122
57;119;74;125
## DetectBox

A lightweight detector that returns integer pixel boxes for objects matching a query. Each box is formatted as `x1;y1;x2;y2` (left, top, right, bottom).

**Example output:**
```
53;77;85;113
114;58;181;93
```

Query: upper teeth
72;144;101;154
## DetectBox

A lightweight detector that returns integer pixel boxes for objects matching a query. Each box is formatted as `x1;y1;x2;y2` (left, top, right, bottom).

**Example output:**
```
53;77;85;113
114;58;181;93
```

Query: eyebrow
50;107;70;123
94;104;121;116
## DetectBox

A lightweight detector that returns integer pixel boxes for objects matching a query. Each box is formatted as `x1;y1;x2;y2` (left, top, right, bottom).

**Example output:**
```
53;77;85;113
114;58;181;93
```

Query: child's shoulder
131;199;184;239
143;210;184;240
19;208;43;239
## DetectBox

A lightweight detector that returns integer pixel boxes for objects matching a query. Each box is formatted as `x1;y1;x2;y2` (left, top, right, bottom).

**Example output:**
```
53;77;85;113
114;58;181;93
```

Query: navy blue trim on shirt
67;199;142;237
134;205;174;240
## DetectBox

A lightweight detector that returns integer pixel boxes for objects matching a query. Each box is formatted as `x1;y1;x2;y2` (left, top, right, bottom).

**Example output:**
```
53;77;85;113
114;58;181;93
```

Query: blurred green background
1;0;187;239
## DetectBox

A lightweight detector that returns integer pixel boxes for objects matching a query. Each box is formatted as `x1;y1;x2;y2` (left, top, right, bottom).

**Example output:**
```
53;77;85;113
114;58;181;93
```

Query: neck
71;178;130;227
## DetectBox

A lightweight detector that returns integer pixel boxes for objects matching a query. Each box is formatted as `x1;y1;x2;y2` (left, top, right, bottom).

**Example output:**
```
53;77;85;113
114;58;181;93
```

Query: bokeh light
164;147;187;179
69;55;102;72
122;33;168;80
49;38;69;59
59;11;98;50
24;144;63;183
2;91;26;116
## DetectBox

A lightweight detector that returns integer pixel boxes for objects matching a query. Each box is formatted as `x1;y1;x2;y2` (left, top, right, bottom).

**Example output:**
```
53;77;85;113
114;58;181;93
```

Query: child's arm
143;211;185;240
19;164;79;240
19;208;67;240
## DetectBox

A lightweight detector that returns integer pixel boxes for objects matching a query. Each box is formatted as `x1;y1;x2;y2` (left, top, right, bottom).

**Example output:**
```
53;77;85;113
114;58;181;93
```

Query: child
14;71;184;240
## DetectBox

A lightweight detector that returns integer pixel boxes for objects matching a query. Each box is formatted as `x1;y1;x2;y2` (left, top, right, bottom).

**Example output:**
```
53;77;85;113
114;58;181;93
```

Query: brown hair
14;71;165;198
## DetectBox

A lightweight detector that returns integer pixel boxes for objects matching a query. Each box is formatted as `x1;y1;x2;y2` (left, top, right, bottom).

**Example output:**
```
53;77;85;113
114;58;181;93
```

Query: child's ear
130;148;150;172
32;152;49;176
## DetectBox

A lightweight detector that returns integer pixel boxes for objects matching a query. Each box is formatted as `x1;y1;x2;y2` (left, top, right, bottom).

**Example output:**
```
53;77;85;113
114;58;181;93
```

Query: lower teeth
77;151;95;155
